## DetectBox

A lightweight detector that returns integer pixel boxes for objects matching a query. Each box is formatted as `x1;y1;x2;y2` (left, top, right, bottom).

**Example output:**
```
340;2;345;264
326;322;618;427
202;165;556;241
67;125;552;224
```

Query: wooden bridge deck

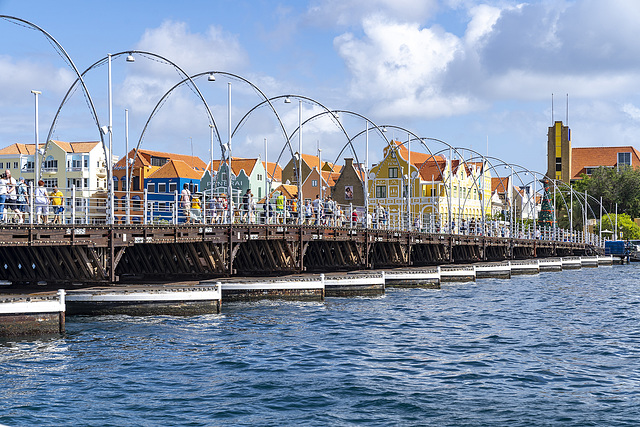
0;224;597;286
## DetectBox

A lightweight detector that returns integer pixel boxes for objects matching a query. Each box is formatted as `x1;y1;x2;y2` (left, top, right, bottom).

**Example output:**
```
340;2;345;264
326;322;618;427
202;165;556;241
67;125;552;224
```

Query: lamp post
107;53;114;224
298;100;302;225
264;137;269;224
30;90;42;187
210;123;214;221
285;97;303;225
364;121;369;223
407;133;411;231
125;108;130;224
318;146;322;201
227;82;232;224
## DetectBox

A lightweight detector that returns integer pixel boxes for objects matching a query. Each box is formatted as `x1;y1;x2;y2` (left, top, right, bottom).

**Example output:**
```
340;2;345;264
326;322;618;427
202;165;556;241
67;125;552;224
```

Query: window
257;174;262;181
147;183;156;193
312;179;318;187
151;156;167;167
556;157;562;172
0;162;3;169
84;178;88;188
43;178;58;189
158;183;166;193
133;176;140;191
376;185;387;198
44;156;58;172
169;182;177;193
67;178;82;188
84;157;89;168
13;162;18;169
23;161;34;172
113;176;119;191
388;167;398;178
618;152;631;169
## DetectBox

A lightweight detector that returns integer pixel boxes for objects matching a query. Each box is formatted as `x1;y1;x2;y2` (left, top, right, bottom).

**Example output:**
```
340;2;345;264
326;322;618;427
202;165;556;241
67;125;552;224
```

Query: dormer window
618;152;631;170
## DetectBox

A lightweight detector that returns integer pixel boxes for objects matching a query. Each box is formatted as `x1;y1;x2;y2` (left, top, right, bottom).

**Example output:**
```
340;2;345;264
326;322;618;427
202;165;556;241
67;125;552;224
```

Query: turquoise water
1;264;640;426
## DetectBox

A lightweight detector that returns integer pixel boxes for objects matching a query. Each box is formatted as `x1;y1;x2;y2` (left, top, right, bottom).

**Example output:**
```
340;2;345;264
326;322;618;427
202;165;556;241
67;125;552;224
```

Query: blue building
145;159;201;223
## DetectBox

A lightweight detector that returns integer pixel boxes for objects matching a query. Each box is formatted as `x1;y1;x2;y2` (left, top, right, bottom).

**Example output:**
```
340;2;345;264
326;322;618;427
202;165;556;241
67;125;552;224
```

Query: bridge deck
0;224;596;287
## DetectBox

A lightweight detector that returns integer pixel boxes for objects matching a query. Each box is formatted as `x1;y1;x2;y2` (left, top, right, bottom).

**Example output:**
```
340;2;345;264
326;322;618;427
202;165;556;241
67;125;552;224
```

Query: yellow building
368;141;492;227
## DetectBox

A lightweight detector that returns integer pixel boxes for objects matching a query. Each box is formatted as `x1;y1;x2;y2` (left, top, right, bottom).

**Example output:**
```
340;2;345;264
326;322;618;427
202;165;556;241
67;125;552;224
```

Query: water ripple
2;264;640;426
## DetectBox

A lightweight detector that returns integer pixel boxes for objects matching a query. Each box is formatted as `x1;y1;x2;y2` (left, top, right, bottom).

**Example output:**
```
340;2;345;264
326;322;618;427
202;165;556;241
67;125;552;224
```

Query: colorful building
145;159;203;223
368;140;492;227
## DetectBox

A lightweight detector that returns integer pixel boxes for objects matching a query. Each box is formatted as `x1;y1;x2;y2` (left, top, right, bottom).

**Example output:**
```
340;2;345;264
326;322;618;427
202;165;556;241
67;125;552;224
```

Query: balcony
95;168;107;178
42;167;58;174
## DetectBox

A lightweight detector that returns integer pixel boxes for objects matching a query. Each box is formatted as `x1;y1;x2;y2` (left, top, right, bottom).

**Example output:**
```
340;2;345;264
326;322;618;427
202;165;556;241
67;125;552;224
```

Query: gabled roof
416;159;448;181
492;177;511;193
50;140;101;153
270;184;298;199
321;170;340;187
147;159;203;180
0;141;100;155
299;153;341;173
263;161;283;182
0;143;36;155
208;157;262;176
114;148;207;171
386;140;445;167
571;146;640;179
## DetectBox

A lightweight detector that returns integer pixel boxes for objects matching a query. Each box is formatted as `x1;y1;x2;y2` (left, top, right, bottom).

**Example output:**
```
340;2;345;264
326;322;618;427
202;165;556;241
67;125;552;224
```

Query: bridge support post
109;226;116;283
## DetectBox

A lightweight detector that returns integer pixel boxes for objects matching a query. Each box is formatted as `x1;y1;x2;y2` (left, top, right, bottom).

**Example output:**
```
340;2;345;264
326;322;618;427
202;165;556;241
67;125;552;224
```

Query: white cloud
0;55;75;106
135;20;248;75
306;0;438;27
622;103;640;122
335;14;476;119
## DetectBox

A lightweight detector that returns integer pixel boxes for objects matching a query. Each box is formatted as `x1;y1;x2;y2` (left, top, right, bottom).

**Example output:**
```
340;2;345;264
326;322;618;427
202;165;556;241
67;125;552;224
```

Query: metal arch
40;50;222;185
490;160;608;227
266;95;355;184
1;15;106;179
292;110;390;205
380;128;485;223
137;71;289;166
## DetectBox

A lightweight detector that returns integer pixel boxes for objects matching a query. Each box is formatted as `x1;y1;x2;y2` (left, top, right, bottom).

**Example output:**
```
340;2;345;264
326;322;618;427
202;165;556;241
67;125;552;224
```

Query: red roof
571;146;640;179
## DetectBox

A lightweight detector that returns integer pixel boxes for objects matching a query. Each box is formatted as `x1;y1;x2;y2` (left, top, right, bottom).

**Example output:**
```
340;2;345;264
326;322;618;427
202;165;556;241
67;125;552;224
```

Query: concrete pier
597;255;614;265
475;262;511;279
580;256;599;267
324;272;385;297
440;265;476;282
65;285;221;316
561;257;583;270
0;290;65;337
510;260;540;275
212;276;324;302
539;258;563;272
384;267;440;288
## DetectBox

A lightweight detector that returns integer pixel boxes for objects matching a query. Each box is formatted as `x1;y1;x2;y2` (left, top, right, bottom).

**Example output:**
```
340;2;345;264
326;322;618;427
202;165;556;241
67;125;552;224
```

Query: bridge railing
0;186;604;246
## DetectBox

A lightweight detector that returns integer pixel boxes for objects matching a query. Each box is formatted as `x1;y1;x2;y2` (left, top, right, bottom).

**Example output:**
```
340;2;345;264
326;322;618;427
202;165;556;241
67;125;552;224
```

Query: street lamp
285;97;302;225
30;90;41;187
227;82;232;223
107;53;114;224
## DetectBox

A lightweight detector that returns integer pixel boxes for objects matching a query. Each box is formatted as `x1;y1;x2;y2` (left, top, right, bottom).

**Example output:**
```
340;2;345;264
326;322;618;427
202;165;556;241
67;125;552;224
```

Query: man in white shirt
181;183;191;223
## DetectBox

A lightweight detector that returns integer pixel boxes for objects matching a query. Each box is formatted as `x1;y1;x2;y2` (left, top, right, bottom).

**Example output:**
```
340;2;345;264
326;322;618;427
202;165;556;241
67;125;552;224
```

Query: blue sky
2;0;640;176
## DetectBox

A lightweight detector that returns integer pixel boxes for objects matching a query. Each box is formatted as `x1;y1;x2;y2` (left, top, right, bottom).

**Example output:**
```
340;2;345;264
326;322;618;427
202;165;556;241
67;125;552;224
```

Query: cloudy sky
2;0;640;176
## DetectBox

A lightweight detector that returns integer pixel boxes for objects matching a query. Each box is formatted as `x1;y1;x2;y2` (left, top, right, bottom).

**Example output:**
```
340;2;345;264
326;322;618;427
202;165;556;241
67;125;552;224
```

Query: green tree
574;166;640;217
597;213;640;240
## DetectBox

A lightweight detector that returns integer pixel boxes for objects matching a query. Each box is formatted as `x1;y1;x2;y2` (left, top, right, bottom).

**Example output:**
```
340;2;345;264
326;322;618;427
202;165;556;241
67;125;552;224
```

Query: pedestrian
181;183;191;223
16;177;28;224
242;189;251;223
35;180;49;224
49;185;64;224
2;169;17;223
